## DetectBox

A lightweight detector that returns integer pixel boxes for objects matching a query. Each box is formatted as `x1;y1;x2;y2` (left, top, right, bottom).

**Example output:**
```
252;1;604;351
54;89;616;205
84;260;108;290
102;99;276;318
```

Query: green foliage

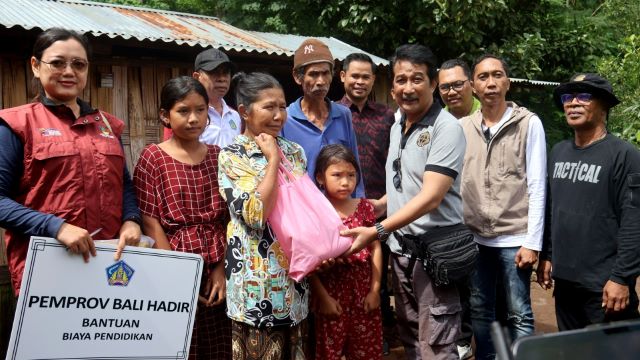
215;1;324;35
598;35;640;146
216;0;550;63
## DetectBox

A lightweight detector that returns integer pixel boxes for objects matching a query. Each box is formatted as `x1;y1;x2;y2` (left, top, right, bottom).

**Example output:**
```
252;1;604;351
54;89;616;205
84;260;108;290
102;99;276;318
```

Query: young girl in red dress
311;144;383;360
133;76;231;359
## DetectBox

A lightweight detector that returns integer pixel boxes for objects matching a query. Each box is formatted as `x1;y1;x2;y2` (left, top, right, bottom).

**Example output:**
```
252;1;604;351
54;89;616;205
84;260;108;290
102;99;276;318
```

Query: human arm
0;122;65;238
310;275;342;318
217;144;271;229
343;171;454;254
537;176;554;290
604;151;640;312
141;215;171;250
201;260;226;306
115;220;142;260
254;134;281;219
368;195;387;219
343;119;465;254
364;240;382;312
132;147;169;251
0;122;97;261
516;116;547;268
115;158;142;260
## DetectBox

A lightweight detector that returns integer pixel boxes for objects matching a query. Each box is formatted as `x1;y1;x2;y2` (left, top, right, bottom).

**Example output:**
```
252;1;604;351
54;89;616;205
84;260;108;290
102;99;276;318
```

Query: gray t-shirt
386;102;466;254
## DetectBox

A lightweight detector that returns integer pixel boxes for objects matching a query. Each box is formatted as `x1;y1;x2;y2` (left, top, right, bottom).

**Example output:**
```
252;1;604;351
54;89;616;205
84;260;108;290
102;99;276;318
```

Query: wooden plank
93;65;113;113
25;59;36;102
112;65;128;125
372;70;393;108
112;65;132;171
154;67;172;143
140;66;157;127
2;59;28;108
127;67;146;171
83;63;91;102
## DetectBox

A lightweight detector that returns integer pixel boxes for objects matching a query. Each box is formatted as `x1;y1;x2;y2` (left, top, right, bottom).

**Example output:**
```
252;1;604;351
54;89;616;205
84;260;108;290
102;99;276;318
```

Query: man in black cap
163;48;240;147
538;73;640;330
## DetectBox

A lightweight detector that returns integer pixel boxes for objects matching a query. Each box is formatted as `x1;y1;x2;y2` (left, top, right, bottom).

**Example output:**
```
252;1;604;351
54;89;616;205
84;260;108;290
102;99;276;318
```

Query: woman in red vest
0;28;142;296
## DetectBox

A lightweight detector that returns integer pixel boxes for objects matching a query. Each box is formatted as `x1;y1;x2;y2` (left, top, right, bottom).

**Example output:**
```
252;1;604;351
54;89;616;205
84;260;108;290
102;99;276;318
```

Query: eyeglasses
39;58;89;73
392;156;402;192
560;93;592;105
439;80;468;93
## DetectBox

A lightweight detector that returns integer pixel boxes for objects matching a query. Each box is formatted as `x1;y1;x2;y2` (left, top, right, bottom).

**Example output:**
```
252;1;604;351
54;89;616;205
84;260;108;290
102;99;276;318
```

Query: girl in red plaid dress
133;76;231;359
311;144;383;360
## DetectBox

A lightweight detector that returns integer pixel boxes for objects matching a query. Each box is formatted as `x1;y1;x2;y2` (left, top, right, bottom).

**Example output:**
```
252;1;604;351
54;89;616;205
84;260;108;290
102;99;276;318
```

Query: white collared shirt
200;98;241;148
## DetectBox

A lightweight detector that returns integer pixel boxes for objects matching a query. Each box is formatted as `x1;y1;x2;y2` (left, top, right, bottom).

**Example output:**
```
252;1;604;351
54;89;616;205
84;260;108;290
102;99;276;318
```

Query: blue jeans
470;245;534;360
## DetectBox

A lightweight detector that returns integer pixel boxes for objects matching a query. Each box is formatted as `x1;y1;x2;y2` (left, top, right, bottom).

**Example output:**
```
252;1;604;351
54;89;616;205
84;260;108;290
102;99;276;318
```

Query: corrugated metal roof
249;31;389;67
510;77;560;86
0;0;388;66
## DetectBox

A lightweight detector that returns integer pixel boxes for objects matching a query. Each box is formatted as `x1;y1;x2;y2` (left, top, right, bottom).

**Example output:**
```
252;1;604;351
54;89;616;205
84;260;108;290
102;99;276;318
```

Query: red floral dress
315;198;383;360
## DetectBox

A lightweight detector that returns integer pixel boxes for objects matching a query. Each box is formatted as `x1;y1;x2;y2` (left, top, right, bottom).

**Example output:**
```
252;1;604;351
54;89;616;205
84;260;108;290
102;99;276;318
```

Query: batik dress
218;135;310;359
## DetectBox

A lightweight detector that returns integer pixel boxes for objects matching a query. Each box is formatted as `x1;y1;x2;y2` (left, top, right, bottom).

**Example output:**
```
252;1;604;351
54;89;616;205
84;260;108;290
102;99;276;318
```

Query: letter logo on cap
304;45;315;54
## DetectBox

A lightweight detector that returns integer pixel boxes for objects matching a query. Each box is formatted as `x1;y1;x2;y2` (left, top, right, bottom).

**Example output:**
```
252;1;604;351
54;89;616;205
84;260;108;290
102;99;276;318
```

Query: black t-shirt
543;134;640;291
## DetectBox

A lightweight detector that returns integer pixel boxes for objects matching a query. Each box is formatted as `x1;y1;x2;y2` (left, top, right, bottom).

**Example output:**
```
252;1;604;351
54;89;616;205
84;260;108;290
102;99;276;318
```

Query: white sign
7;237;203;360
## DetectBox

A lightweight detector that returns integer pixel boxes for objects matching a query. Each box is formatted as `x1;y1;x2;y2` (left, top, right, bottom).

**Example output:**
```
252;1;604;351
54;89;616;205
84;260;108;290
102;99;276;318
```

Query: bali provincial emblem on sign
106;260;135;286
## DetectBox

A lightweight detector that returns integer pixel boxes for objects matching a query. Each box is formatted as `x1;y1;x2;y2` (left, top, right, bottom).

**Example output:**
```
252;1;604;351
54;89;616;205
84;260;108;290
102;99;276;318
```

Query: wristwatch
375;222;390;241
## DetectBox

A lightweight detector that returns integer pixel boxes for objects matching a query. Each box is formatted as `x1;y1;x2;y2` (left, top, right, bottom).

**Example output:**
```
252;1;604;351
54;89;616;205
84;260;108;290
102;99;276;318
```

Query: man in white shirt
459;55;546;360
165;48;241;147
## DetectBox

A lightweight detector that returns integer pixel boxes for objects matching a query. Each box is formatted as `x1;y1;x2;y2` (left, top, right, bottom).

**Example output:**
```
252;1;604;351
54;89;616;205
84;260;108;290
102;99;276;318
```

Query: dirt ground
382;279;640;360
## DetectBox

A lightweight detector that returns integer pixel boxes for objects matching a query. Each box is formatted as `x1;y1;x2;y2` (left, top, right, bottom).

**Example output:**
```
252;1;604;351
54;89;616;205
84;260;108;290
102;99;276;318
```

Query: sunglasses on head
560;93;593;105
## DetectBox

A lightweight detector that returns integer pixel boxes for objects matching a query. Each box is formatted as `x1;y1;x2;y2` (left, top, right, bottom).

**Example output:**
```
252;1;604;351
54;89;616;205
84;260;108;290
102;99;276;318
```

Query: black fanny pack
396;223;478;286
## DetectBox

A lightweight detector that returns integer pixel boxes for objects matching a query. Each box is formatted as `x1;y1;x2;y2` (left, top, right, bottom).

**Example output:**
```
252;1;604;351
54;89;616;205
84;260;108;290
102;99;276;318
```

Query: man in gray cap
538;73;640;330
164;48;241;147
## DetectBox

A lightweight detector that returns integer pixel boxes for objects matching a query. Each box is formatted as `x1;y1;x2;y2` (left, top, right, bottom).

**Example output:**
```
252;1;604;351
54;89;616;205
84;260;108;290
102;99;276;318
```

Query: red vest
0;102;125;295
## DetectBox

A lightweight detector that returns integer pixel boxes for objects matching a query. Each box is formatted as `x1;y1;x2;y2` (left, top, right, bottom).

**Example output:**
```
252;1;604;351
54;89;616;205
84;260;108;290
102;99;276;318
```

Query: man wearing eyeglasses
343;44;466;359
537;73;640;331
438;59;481;120
459;55;547;360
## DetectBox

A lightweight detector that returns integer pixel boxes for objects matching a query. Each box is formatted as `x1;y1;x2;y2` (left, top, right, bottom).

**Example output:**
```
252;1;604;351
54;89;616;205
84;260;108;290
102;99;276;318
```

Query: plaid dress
134;143;231;359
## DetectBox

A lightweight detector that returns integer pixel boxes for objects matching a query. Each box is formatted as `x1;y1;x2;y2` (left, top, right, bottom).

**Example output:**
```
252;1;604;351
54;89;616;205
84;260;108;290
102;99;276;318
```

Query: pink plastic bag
268;156;352;282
